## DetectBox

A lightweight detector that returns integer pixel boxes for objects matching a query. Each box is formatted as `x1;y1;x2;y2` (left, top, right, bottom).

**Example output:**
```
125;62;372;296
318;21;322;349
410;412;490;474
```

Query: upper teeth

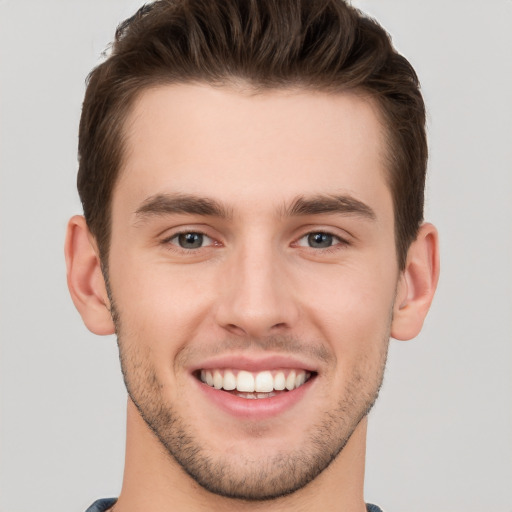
200;369;310;393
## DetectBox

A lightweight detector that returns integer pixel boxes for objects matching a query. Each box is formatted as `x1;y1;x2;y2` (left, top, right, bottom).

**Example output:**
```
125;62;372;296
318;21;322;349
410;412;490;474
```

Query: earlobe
64;215;115;335
391;223;440;341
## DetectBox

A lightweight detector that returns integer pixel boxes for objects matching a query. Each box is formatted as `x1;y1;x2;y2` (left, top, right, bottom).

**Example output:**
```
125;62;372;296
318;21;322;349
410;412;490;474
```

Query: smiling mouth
197;369;315;399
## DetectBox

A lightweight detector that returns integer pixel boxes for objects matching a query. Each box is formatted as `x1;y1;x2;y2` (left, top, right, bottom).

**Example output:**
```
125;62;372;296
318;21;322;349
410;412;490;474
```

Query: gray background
1;1;511;511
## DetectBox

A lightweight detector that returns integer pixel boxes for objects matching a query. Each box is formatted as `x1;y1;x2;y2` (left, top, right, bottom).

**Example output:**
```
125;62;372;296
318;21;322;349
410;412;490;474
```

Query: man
65;0;439;510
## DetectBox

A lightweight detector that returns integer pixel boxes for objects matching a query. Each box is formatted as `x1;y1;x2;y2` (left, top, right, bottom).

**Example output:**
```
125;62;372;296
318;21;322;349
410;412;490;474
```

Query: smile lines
199;369;312;396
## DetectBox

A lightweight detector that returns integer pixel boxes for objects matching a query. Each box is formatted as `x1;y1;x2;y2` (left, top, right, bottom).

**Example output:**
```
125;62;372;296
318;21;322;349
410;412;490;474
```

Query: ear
391;223;440;341
64;215;115;335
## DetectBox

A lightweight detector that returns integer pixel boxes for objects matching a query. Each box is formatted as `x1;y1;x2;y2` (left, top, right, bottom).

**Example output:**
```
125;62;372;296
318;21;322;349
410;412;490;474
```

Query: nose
214;243;300;338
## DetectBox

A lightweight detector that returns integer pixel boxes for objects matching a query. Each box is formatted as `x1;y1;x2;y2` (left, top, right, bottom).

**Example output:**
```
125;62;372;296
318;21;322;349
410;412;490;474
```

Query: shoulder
366;504;386;512
84;498;118;512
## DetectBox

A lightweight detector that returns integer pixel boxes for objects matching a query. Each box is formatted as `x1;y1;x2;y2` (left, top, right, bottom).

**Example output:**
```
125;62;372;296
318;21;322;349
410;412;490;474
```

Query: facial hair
106;282;390;501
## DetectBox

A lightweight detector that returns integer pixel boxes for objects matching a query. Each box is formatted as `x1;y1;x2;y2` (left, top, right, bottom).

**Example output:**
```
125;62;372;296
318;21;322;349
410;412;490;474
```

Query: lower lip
195;376;316;420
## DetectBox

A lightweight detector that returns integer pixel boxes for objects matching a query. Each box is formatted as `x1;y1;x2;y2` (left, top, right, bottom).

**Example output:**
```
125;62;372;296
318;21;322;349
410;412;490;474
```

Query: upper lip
190;353;319;374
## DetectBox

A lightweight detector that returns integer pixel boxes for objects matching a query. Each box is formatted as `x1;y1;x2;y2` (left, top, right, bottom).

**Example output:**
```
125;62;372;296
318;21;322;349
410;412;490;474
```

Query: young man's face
107;84;401;499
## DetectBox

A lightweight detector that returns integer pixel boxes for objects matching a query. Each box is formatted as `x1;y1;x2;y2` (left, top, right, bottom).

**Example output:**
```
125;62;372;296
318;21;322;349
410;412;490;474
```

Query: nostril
224;323;248;336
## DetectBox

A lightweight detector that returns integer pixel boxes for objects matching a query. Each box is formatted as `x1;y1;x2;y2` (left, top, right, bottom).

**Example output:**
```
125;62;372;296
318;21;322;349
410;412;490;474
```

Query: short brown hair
78;0;427;269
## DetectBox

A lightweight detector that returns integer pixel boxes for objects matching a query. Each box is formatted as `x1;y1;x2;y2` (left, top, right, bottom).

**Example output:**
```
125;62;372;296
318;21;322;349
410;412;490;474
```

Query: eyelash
161;230;217;253
161;229;350;254
294;231;350;252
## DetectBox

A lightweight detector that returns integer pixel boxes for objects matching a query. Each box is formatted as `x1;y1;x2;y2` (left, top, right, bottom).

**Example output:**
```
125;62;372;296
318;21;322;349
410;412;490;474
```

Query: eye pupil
178;233;203;249
308;232;333;248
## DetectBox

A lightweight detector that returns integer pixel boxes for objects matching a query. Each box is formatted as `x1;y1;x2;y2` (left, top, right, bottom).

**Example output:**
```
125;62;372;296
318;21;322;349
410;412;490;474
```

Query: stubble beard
106;287;390;501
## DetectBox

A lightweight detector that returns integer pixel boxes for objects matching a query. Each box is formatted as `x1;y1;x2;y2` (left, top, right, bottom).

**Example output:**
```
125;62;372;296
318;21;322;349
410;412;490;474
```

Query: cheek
299;262;396;355
109;255;217;351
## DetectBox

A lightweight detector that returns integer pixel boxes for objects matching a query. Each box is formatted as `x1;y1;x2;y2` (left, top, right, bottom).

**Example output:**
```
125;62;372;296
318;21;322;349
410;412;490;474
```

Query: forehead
116;83;391;217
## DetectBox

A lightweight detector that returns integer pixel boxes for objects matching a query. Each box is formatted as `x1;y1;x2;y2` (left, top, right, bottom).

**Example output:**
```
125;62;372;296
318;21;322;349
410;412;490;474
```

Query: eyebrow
284;194;376;220
134;192;376;223
135;193;232;220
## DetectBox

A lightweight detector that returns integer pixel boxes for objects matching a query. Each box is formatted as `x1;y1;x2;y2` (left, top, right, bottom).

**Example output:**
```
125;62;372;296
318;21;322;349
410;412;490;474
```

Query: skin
66;84;439;512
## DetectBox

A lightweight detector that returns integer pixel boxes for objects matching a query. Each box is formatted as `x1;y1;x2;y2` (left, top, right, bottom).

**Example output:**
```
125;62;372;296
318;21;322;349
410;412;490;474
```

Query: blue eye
307;233;334;248
296;232;346;249
170;232;213;249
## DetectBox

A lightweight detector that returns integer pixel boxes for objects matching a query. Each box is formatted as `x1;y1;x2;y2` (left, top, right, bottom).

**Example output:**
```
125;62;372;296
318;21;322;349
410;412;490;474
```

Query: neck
114;399;368;512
